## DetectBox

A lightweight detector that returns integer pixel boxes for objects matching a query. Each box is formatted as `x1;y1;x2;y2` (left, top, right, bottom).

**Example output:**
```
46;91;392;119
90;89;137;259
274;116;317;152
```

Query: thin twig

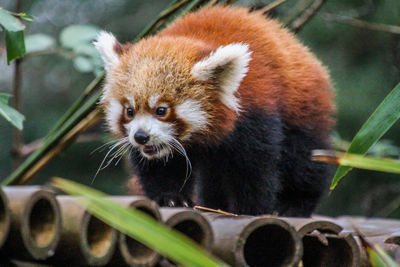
257;0;290;15
11;0;24;170
23;48;79;60
17;109;103;185
194;205;238;216
291;0;327;33
281;0;312;25
20;133;104;157
323;13;400;35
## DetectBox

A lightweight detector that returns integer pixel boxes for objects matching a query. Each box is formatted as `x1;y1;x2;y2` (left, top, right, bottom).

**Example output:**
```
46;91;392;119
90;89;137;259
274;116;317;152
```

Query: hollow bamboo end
302;234;359;267
288;219;360;267
118;198;161;266
162;209;213;250
22;190;61;260
0;188;11;249
81;212;118;266
239;218;302;267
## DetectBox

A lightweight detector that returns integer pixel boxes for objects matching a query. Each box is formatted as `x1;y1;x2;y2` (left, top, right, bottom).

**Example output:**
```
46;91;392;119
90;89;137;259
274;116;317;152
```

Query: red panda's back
160;6;334;135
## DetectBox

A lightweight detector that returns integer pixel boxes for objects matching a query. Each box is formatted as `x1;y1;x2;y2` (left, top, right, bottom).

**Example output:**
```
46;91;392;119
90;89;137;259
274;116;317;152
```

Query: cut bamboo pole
282;218;360;267
159;208;214;266
0;187;11;250
1;186;61;261
203;213;302;267
327;216;400;264
160;208;213;249
51;196;118;266
108;196;162;266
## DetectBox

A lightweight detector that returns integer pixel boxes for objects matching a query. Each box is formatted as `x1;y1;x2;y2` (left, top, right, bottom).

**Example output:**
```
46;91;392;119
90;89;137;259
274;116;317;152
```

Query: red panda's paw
154;193;194;208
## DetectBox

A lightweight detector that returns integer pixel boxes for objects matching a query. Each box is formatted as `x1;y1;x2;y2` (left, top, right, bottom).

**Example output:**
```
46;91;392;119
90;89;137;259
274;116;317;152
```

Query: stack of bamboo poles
2;186;399;266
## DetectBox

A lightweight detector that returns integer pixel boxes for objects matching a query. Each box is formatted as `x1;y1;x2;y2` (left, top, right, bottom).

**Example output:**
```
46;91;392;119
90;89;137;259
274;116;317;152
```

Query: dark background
1;0;400;217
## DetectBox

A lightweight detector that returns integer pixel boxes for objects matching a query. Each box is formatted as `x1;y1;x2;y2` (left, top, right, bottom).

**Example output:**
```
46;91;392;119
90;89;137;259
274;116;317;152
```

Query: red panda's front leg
130;149;195;207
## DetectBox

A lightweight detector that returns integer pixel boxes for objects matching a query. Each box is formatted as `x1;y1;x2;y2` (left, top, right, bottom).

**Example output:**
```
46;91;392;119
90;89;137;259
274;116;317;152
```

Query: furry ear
191;43;252;112
93;31;121;72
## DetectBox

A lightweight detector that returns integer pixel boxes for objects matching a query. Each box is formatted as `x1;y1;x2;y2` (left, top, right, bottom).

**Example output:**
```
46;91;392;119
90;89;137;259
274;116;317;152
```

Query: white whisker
92;137;129;184
169;137;192;192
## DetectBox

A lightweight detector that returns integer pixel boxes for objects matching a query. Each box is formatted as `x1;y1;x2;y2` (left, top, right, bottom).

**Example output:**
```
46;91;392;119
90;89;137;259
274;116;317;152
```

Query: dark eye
126;107;134;118
156;107;168;117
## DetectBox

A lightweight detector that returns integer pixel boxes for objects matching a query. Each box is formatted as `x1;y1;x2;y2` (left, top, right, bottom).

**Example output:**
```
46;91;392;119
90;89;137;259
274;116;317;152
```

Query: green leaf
331;82;400;190
0;95;25;130
73;43;100;58
52;178;228;267
0;8;25;31
73;56;93;73
0;8;26;64
72;44;101;74
336;152;400;174
357;228;399;267
5;30;26;63
0;93;11;105
25;33;55;53
60;24;100;49
18;13;34;22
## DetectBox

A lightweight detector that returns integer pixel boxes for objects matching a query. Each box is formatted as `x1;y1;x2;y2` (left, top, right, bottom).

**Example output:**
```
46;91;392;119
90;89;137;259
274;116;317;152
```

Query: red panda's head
94;31;251;159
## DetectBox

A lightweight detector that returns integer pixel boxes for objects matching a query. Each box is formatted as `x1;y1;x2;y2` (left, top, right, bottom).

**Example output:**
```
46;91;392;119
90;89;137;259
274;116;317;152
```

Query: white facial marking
191;43;252;113
93;31;120;72
148;95;159;109
125;114;175;159
106;99;123;134
176;99;207;139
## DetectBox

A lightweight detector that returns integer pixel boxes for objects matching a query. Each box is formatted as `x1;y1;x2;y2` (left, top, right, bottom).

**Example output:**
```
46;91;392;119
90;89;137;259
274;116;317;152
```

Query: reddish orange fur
159;6;335;135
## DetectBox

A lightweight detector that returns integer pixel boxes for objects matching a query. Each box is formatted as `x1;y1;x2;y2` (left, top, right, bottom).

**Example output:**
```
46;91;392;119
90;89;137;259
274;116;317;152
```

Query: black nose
134;130;150;145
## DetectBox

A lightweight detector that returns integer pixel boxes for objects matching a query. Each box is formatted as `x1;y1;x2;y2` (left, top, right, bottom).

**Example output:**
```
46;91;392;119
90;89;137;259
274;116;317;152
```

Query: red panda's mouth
143;145;157;155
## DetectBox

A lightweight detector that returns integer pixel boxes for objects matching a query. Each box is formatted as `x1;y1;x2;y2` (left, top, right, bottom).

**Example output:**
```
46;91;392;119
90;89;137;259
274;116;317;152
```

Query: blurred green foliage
1;0;400;217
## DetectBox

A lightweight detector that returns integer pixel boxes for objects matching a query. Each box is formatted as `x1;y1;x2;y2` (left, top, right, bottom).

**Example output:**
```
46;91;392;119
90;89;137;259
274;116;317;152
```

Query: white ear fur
191;43;252;112
93;31;121;72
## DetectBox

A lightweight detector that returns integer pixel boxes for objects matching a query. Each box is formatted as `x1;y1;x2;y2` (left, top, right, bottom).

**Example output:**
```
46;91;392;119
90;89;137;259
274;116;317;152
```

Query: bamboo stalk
1;186;62;261
108;196;162;266
3;93;103;186
50;196;118;266
159;208;214;266
0;188;11;250
282;217;360;267
161;208;213;249
203;213;302;267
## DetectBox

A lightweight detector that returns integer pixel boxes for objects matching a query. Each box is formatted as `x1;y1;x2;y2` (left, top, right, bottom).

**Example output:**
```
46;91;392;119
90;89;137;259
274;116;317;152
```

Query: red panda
94;6;335;216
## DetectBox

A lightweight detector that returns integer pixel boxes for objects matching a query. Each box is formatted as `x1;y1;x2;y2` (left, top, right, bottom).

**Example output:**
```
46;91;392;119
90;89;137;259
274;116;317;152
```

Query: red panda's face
94;32;251;159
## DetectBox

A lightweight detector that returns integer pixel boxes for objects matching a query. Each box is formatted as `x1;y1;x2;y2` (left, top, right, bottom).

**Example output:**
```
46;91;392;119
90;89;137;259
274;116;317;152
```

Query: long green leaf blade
314;150;400;175
331;82;400;190
52;178;227;267
357;228;399;267
339;153;400;174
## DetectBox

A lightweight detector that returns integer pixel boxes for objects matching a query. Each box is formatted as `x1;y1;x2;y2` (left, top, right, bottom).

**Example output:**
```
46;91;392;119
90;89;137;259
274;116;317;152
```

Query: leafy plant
0;93;25;130
0;7;26;64
52;177;227;267
59;24;102;74
25;33;55;53
330;82;400;190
